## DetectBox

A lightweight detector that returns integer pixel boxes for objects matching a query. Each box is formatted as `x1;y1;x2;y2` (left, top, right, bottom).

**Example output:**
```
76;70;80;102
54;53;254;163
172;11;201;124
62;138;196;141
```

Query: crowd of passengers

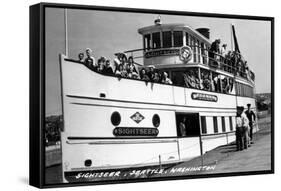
208;39;250;79
182;68;234;94
77;48;173;84
77;48;238;94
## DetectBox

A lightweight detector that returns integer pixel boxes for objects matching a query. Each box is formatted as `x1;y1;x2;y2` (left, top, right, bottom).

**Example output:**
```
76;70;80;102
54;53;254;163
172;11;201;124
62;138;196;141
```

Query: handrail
64;58;255;98
106;45;254;81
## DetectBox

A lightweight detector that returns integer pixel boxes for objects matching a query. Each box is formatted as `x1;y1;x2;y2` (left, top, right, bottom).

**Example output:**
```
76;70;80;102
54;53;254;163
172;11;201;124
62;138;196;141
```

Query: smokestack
196;28;210;39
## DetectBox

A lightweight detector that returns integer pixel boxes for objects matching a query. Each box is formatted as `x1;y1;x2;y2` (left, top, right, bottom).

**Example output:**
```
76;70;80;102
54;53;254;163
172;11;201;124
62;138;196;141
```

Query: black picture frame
29;2;274;188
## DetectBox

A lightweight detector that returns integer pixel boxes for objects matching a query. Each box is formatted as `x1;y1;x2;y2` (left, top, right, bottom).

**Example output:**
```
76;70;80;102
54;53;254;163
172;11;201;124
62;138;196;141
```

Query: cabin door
176;112;201;161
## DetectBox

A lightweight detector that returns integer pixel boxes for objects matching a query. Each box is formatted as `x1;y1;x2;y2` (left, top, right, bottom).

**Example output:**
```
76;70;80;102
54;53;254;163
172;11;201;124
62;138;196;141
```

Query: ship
59;18;257;182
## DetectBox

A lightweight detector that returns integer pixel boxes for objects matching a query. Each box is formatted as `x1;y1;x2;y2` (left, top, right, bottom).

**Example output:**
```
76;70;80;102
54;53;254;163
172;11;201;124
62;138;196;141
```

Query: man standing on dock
236;106;249;151
245;104;256;144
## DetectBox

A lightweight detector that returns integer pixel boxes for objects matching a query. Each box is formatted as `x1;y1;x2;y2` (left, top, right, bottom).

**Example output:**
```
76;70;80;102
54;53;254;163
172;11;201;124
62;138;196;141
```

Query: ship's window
236;82;240;95
229;117;233;131
172;71;185;86
235;82;253;97
173;31;183;47
152;32;161;49
144;34;151;50
162;31;172;48
182;67;200;89
200;116;207;134
221;116;226;132
185;32;190;46
213;117;218;133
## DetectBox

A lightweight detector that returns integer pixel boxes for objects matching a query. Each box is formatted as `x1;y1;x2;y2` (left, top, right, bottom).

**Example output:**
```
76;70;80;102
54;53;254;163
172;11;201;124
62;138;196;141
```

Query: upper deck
127;21;255;86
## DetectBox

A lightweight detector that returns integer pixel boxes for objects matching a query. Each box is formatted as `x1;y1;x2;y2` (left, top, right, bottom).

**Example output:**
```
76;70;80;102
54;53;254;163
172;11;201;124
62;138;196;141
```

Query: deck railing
120;46;255;82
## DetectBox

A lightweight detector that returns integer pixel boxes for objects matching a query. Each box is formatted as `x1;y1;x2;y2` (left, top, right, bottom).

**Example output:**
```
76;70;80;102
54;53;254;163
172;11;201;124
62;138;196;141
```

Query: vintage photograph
44;6;272;185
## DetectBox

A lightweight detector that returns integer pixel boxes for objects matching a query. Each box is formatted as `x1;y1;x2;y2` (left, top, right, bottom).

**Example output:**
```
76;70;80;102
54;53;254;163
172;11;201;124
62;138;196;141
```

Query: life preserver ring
179;46;193;62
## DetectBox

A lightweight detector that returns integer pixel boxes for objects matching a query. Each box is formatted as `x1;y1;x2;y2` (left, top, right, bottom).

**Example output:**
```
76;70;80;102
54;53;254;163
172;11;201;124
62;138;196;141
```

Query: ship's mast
64;8;68;57
230;24;234;52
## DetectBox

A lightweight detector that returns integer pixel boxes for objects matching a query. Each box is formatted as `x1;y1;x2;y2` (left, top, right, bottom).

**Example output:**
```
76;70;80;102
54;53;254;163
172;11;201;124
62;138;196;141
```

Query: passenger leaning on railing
120;54;128;68
139;68;150;81
153;72;161;83
220;44;227;70
183;70;198;89
103;59;114;75
222;77;230;94
147;65;155;81
208;39;221;68
113;56;120;73
96;57;106;72
115;64;127;77
201;72;211;91
78;52;84;62
225;51;233;73
84;48;96;70
126;56;139;79
161;72;173;85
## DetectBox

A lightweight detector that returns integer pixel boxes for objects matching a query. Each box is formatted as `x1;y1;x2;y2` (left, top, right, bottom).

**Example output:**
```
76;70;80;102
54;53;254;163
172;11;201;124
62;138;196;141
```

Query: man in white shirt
84;48;96;70
236;106;249;151
220;44;227;57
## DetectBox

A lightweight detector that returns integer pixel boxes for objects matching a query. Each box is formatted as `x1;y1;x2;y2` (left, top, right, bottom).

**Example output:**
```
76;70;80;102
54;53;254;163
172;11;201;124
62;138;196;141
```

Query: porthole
84;159;92;167
111;111;121;126
152;114;160;127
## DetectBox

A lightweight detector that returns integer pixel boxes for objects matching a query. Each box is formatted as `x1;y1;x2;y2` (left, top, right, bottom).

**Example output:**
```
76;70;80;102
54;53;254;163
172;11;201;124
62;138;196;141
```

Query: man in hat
236;106;249;151
245;103;256;143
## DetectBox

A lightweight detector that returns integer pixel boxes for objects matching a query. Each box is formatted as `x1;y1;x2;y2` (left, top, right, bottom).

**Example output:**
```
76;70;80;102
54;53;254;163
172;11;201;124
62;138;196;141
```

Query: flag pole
64;9;68;57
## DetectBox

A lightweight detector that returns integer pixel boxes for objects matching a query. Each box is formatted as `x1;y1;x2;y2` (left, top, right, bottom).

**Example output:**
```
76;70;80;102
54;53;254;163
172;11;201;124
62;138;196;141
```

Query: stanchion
199;135;204;166
159;155;162;169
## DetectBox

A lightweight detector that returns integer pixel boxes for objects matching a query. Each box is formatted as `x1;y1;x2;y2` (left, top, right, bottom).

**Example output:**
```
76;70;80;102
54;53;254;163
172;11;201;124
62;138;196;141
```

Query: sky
45;7;271;116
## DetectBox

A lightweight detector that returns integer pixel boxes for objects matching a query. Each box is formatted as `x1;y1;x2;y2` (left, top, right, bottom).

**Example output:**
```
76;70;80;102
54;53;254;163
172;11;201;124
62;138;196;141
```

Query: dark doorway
176;113;200;137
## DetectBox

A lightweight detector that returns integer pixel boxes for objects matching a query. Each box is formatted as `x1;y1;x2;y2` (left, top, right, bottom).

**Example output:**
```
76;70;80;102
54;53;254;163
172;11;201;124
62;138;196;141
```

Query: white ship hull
59;54;257;182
